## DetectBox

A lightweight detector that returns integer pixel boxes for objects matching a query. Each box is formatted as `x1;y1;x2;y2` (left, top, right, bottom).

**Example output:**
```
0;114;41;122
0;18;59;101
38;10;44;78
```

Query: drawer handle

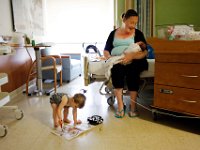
159;89;173;94
181;99;197;103
180;75;199;78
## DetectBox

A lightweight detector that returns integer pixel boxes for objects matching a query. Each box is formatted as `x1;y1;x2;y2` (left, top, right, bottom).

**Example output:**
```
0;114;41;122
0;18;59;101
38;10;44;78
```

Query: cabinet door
155;62;200;90
154;84;200;116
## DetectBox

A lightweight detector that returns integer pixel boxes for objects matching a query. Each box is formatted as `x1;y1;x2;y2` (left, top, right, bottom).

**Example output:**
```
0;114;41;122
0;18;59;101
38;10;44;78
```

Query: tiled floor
0;77;200;150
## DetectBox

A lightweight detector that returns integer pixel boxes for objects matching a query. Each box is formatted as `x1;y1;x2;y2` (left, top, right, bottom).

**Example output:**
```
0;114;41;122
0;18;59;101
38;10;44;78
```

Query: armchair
61;54;82;82
42;53;82;83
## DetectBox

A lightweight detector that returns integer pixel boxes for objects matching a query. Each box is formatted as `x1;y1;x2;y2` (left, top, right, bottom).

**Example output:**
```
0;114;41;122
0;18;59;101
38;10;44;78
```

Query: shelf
0;73;8;86
0;92;10;106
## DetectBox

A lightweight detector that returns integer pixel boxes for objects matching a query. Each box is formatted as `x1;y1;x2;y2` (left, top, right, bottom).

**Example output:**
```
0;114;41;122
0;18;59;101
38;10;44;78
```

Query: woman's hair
123;9;138;20
121;13;125;19
73;93;86;109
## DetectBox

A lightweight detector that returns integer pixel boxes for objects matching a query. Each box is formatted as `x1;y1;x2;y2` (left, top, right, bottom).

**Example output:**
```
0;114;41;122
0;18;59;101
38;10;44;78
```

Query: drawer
154;84;200;116
155;62;200;89
155;53;200;63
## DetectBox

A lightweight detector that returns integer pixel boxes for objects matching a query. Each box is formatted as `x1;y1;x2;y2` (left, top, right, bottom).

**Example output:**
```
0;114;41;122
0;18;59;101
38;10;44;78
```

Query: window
44;0;114;53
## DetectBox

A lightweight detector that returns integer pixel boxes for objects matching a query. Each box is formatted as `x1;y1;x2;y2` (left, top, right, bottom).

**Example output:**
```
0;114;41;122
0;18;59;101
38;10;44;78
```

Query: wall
0;0;13;36
0;0;33;92
155;0;200;26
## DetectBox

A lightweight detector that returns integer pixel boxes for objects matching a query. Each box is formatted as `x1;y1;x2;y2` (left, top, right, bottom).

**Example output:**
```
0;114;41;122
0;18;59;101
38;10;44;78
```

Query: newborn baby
125;41;146;53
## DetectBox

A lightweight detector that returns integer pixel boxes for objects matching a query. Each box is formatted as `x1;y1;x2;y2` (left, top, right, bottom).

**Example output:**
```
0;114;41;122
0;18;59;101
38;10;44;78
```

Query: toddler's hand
59;120;63;128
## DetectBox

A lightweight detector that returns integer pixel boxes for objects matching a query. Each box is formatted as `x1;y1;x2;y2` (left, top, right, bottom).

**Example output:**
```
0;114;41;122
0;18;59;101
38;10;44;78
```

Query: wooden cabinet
148;38;200;116
0;45;33;92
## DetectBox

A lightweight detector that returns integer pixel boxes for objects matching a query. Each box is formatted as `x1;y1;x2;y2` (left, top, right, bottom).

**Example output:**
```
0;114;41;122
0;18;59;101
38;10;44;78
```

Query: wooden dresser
148;38;200;117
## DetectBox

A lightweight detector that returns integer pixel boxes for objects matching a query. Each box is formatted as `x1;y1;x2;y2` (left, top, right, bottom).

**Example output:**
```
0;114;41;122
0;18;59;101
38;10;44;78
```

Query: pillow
147;44;155;59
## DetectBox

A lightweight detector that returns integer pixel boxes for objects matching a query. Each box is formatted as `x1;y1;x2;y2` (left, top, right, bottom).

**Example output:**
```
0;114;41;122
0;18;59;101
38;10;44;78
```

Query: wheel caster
105;87;110;93
152;109;158;121
0;125;8;137
107;97;115;106
28;93;32;96
15;109;24;120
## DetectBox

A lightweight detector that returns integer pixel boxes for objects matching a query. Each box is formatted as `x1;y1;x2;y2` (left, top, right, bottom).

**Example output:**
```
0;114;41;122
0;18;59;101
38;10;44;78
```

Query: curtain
134;0;153;38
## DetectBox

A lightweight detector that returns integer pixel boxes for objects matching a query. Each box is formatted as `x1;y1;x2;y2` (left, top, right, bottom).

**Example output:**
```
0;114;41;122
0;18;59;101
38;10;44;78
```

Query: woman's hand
122;52;135;64
123;50;148;63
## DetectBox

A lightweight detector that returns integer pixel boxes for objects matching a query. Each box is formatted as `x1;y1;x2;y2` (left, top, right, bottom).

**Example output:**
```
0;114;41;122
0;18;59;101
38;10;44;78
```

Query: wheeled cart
0;73;24;137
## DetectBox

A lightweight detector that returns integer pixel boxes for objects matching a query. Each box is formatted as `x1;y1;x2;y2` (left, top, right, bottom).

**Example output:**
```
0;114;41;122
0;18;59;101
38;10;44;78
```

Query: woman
103;9;148;118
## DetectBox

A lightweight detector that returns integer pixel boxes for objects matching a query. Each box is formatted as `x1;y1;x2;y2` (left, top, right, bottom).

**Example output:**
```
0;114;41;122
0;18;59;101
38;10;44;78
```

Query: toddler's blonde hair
73;93;86;108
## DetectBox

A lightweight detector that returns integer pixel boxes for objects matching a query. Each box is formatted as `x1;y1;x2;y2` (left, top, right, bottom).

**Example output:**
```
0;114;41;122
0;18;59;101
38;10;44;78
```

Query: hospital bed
82;44;155;106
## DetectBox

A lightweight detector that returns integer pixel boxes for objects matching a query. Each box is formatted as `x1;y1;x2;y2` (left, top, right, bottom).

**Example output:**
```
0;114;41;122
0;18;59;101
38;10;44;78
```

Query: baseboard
9;79;36;100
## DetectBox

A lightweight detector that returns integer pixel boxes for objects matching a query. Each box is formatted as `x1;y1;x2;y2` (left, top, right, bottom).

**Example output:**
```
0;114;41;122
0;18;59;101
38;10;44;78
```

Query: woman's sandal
115;109;125;118
115;103;127;118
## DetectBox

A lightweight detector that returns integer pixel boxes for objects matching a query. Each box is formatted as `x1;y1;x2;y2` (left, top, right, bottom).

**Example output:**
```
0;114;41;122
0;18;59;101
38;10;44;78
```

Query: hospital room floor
0;77;200;150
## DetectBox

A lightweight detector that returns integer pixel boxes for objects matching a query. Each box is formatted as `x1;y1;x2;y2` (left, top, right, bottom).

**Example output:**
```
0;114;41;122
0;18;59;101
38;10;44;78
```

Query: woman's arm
103;30;115;59
122;50;148;64
103;50;111;59
131;50;148;59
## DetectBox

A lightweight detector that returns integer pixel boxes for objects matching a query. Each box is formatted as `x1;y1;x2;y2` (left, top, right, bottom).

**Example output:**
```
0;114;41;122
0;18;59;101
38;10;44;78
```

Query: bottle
25;34;31;45
31;32;35;46
32;39;35;46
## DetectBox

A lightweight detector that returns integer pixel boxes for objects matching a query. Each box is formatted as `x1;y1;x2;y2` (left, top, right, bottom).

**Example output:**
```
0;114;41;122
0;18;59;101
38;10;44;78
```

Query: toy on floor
87;115;103;125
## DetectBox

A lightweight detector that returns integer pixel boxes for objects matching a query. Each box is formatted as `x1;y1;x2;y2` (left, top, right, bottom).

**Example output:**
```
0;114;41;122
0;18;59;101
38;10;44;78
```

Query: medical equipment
0;73;24;137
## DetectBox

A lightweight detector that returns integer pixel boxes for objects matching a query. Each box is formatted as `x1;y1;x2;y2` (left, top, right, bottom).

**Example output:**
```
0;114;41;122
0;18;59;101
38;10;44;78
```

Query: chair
26;47;63;96
59;54;82;82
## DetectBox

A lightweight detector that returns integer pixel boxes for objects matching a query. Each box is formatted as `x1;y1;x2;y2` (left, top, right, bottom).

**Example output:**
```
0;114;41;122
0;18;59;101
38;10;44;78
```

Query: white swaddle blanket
104;43;141;79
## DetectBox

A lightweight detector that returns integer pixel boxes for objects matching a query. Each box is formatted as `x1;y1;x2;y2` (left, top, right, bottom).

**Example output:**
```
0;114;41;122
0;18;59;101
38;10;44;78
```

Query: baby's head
73;93;86;108
138;41;147;51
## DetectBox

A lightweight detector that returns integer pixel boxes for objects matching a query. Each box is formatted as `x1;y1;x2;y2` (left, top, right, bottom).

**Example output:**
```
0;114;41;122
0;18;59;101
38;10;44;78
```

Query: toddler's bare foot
63;119;71;124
